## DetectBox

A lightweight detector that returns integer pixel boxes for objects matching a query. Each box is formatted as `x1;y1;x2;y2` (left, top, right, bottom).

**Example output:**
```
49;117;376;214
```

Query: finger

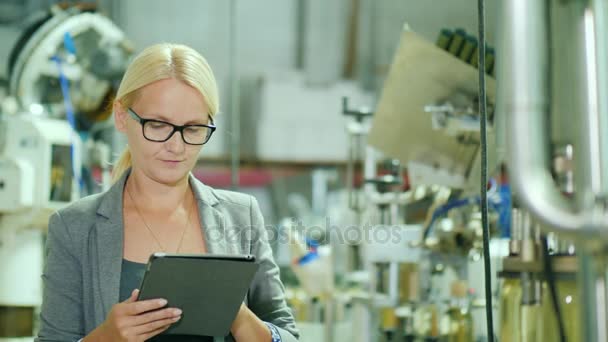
139;323;172;341
135;316;180;337
132;307;182;326
111;290;141;317
126;298;168;315
123;289;139;304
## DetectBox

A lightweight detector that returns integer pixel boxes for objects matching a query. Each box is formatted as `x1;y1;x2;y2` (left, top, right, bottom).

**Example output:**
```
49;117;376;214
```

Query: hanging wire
477;0;496;340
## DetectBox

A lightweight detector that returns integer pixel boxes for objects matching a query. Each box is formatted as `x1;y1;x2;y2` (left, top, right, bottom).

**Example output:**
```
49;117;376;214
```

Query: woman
36;43;298;342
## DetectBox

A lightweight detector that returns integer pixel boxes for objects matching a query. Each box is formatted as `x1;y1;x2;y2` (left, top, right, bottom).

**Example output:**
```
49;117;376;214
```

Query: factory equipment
339;0;608;337
340;88;497;341
0;114;79;341
496;143;580;342
358;174;494;342
499;0;608;341
357;0;608;340
7;6;130;121
361;24;502;341
367;29;497;192
0;5;131;340
342;96;375;273
497;207;581;342
342;96;428;342
3;5;132;194
342;96;374;213
363;177;422;341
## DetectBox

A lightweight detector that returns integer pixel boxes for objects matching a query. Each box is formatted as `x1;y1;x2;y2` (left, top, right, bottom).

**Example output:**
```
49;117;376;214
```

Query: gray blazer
36;170;299;341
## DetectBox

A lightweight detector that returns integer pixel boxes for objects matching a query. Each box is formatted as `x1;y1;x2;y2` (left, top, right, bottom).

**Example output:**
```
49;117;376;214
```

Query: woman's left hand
230;304;272;342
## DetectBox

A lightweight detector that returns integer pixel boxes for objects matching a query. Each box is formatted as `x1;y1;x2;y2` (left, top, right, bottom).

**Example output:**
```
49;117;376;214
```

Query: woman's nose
164;129;186;153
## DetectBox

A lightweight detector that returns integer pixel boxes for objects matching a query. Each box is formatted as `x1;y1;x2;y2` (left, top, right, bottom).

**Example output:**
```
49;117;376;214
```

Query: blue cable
52;31;83;192
423;178;506;240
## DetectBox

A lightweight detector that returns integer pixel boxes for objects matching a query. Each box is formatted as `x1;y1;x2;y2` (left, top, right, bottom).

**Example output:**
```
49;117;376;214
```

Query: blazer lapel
190;174;228;255
95;172;127;319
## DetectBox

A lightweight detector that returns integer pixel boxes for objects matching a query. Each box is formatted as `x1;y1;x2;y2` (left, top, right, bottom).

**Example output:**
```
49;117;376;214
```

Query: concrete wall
97;0;498;161
103;0;299;158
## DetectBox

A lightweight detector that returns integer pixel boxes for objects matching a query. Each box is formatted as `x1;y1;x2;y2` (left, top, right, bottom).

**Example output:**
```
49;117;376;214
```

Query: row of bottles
498;202;580;341
436;28;496;77
499;276;580;342
379;279;474;342
413;280;473;342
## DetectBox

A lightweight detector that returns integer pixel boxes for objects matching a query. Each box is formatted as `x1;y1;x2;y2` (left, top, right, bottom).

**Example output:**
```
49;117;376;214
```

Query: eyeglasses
127;108;216;145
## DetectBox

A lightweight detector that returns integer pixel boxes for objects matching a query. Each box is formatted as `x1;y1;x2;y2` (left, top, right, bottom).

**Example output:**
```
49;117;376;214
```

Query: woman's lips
161;159;184;166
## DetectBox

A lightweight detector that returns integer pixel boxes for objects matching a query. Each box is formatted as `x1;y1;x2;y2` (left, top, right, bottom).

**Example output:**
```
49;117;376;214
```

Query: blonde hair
111;43;219;182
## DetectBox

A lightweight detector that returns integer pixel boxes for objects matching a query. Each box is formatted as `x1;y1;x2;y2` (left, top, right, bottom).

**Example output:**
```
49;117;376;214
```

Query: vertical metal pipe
596;269;608;342
379;205;391;225
502;1;608;341
577;249;608;342
590;0;608;196
229;0;240;189
356;0;376;91
575;3;604;204
603;264;608;341
295;0;306;69
311;169;327;216
324;295;335;342
502;0;608;236
363;146;377;199
347;130;360;211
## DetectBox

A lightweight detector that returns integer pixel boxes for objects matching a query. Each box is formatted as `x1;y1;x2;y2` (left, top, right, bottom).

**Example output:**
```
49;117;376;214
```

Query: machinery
286;82;499;341
0;5;131;340
0;114;78;340
342;22;502;340
498;0;608;341
0;3;589;342
330;0;608;340
2;5;132;194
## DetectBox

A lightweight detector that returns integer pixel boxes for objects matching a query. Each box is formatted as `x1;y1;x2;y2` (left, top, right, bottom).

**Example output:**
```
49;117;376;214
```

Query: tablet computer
137;253;259;337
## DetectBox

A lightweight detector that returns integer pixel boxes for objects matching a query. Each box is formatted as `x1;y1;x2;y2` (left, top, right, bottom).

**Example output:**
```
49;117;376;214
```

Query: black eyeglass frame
127;107;216;145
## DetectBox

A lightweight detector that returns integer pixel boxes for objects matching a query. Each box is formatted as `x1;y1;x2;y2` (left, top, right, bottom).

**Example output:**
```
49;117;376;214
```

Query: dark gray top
119;259;146;301
120;259;213;342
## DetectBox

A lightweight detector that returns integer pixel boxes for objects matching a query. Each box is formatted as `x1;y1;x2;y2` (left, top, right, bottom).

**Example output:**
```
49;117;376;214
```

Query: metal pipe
603;262;608;342
324;295;335;342
590;0;608;197
311;169;328;216
577;249;608;342
502;0;608;239
229;0;240;189
580;7;602;196
343;97;373;212
347;130;361;211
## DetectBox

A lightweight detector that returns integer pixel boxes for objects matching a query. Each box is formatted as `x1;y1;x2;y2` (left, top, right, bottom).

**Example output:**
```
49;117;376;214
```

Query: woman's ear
114;101;128;133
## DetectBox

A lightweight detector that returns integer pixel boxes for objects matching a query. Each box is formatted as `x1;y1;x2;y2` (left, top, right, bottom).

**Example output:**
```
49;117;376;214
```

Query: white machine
0;114;79;341
0;5;131;340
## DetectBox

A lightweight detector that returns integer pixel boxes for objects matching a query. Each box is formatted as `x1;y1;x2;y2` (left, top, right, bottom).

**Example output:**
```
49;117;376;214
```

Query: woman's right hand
87;289;182;342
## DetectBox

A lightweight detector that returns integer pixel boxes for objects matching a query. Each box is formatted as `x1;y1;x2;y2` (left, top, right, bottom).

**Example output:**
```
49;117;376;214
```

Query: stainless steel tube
574;0;608;203
577;249;608;342
501;0;608;239
589;0;608;197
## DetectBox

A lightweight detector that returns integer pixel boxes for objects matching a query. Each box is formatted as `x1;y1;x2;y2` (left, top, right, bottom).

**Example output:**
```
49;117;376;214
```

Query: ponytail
111;148;132;183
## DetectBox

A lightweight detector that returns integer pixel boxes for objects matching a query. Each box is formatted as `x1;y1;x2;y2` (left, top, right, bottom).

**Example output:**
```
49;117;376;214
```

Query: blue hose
51;31;83;192
423;178;507;240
